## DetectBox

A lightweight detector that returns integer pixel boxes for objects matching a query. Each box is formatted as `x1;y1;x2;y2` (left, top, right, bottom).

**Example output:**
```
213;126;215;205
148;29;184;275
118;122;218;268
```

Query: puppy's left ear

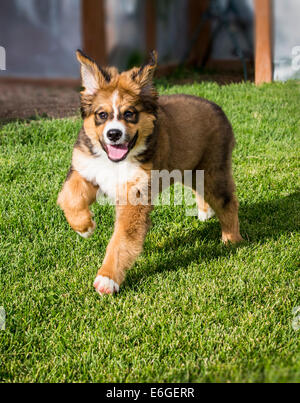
132;50;158;88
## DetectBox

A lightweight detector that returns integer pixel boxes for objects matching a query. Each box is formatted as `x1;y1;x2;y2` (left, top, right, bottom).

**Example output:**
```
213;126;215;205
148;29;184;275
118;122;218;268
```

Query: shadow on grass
124;191;300;289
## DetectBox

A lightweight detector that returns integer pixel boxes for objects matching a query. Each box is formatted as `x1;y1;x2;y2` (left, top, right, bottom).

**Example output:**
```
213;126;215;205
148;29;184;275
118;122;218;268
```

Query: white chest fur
75;152;144;202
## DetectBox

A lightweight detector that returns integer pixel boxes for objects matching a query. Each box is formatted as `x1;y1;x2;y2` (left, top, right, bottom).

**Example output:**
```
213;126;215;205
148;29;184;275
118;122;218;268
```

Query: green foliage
126;50;144;70
0;81;299;382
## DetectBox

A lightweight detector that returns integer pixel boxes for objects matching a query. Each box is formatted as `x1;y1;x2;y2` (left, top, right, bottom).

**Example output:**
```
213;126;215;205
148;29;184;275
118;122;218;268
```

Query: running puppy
57;50;243;295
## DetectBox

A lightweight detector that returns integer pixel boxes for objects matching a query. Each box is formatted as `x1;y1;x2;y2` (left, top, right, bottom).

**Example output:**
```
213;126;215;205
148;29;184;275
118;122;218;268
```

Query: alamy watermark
96;169;204;216
0;307;5;330
0;46;6;71
292;306;300;331
291;46;300;72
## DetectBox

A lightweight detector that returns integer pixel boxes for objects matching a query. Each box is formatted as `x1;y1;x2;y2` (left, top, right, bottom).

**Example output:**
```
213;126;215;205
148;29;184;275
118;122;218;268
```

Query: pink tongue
107;144;129;160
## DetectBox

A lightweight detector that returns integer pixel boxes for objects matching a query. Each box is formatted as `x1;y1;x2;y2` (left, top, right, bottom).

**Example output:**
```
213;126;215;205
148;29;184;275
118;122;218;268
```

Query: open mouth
107;143;129;162
103;132;138;163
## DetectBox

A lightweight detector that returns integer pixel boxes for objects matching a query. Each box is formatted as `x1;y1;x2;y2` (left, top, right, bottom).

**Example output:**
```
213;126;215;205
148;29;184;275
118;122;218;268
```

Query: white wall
273;0;300;81
211;0;254;61
105;0;188;69
105;0;146;70
0;0;299;80
210;0;300;81
156;0;188;64
0;0;81;78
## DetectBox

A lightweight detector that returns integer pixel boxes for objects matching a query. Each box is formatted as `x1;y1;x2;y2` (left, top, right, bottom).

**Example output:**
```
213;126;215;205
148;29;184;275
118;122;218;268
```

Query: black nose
107;129;122;142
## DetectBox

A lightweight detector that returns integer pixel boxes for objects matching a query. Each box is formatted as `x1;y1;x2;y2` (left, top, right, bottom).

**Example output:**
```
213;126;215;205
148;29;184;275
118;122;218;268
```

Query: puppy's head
77;50;158;162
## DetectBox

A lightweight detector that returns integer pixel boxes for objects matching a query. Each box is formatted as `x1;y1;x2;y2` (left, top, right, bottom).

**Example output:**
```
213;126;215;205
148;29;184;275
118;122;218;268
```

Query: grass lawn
0;80;299;383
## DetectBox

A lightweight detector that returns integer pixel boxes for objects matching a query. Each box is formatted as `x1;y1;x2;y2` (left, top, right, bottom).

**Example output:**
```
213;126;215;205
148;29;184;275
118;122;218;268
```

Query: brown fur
57;50;243;295
57;170;98;233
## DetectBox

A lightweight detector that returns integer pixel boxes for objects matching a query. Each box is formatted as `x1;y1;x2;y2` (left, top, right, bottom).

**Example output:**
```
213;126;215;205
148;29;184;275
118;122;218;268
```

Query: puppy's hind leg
194;191;215;222
57;169;98;238
203;170;243;244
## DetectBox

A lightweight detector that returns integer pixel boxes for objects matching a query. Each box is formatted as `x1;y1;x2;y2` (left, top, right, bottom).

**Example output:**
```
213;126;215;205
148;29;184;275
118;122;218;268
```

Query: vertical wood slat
145;0;156;53
82;0;107;66
188;0;211;65
255;0;273;84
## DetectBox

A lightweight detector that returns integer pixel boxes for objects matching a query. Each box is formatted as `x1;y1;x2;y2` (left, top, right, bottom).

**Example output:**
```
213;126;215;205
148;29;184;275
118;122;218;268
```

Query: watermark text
0;46;6;71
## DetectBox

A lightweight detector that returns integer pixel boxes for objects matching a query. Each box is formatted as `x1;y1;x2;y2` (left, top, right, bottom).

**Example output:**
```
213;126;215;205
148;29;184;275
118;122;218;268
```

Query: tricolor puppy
57;50;243;296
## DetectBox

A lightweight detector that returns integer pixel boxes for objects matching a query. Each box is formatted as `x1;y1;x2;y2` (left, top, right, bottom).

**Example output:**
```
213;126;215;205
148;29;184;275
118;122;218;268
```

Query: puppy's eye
124;110;134;120
98;112;108;120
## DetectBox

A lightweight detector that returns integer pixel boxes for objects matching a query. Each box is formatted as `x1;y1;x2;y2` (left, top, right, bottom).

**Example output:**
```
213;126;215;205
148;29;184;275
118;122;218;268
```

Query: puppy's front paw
93;275;120;295
76;220;96;239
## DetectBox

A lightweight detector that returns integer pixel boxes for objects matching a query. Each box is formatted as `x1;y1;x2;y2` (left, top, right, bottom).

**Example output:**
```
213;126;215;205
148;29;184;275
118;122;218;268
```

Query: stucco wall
105;0;188;69
0;0;299;80
273;0;300;81
211;0;254;61
0;0;81;78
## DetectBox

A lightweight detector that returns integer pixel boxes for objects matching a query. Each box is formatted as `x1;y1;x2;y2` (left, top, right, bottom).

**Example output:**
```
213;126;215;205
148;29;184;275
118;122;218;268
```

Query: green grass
0;80;299;383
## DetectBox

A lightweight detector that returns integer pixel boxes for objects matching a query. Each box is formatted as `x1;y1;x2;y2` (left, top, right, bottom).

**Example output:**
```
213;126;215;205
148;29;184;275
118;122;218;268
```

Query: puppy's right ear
76;50;111;95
